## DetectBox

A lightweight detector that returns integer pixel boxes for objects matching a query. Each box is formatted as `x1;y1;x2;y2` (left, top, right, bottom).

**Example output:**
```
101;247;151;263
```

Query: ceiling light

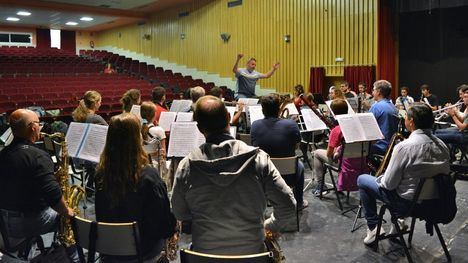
17;11;31;16
66;21;78;26
6;17;20;21
80;17;94;21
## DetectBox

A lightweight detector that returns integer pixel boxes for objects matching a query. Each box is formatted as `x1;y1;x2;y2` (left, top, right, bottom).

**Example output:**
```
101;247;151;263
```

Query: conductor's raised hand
273;62;280;70
237;53;244;60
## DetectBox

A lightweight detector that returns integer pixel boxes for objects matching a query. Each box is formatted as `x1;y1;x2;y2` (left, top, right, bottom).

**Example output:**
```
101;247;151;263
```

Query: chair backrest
238;133;251;146
0;211;27;252
270;156;297;175
71;216;141;257
180;249;273;263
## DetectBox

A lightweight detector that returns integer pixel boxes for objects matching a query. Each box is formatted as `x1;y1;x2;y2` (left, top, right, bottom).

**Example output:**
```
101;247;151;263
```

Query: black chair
180;248;274;263
373;174;453;263
0;211;45;260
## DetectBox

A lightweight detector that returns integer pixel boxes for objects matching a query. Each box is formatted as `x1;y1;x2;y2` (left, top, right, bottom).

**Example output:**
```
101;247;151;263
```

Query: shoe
298;200;309;211
313;185;329;197
363;226;386;245
388;218;408;235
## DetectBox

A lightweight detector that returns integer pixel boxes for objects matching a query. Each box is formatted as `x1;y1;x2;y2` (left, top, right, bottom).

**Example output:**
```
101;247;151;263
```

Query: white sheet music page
167;122;204;157
170;100;192;112
65;122;88;157
78;124;108;163
238;98;259;112
130;105;141;119
176;112;193;122
248;105;264;125
285;103;299;115
325;100;355;116
226;106;236;121
357;113;384;141
335;114;365;143
300;109;328;131
159;112;177;131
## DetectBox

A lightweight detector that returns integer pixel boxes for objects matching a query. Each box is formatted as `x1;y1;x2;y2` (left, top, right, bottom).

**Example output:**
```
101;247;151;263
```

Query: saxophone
374;133;406;176
264;229;285;262
44;133;85;247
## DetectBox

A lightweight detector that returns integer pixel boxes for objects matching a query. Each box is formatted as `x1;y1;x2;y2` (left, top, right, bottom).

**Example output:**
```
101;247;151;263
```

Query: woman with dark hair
95;113;176;261
293;84;305;109
120;89;141;113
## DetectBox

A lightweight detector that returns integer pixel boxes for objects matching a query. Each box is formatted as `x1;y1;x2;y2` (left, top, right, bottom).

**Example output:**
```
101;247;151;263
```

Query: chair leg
296;207;300;232
433;224;451;262
350;204;363;233
329;170;343;211
393;218;413;263
407;217;417;248
319;171;326;199
373;205;387;251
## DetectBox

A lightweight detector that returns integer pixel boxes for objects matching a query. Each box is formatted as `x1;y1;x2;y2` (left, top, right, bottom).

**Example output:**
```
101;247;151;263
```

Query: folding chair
271;156;300;231
373;174;453;263
238;133;251;146
180;249;274;263
71;216;143;263
321;141;370;212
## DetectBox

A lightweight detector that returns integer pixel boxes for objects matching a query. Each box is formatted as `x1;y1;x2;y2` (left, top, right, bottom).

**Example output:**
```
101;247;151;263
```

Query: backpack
413;173;457;225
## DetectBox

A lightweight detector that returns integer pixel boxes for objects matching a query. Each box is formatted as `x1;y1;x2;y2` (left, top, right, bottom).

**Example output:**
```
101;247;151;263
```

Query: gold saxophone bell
375;133;406;176
264;229;285;262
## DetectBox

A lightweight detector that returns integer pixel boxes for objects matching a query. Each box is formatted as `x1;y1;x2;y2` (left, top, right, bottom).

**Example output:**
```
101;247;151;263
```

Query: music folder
65;122;108;163
335;113;384;143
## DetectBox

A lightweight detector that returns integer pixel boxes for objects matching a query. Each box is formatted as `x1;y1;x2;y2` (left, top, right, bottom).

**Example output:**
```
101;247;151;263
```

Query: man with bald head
171;95;296;255
0;109;73;240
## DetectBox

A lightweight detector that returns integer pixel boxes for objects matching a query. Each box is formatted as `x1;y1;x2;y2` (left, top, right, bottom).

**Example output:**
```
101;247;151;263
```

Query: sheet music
285;103;299;115
167;122;205;157
65;122;88;157
336;113;384;143
248;105;264;125
159;112;177;131
176;112;193;122
170;100;192;112
347;97;359;112
300;109;328;131
0;128;12;146
130;105;141;119
325;100;355;116
238;98;259;112
78;124;108;163
226;106;236;121
229;126;237;138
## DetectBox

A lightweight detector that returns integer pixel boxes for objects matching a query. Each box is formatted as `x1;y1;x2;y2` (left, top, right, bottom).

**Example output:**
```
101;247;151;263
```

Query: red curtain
377;0;397;98
36;28;50;49
309;67;325;96
60;30;76;54
343;66;375;93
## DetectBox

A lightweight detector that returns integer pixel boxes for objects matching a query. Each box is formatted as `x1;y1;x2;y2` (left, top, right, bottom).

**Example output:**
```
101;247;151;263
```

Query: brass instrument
433;100;463;121
299;94;336;129
374;133;406;176
279;94;292;119
44;133;85;247
264;229;285;262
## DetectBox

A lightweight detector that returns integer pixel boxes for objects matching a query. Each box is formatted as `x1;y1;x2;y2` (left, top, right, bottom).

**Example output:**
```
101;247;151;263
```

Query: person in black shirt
95;113;176;261
420;84;439;111
0;109;73;239
340;81;357;98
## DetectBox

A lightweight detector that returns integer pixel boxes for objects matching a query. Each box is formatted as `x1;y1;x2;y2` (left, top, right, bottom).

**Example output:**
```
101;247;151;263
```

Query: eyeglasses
29;121;43;128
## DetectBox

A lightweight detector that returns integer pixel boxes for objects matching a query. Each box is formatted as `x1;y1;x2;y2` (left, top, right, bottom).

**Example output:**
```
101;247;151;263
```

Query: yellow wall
76;31;97;53
96;0;377;93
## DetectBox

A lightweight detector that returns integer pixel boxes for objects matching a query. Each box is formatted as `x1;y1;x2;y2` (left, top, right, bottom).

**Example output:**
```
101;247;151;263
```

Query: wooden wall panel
96;0;377;93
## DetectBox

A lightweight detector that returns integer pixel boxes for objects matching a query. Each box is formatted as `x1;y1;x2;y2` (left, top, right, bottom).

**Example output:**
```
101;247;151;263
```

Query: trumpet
433;100;463;120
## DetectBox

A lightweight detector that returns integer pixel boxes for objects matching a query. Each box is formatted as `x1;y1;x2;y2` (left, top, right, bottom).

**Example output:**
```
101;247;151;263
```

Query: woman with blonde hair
120;89;141;113
329;86;345;100
72;90;107;125
95;113;176;261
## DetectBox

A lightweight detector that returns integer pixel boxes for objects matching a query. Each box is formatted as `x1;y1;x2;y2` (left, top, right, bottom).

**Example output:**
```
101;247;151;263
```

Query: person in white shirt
395;86;415;111
357;103;450;245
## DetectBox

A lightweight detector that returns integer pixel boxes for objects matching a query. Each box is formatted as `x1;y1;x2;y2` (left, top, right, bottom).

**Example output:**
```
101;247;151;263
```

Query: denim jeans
1;207;58;238
357;174;412;229
434;128;468;145
283;160;305;206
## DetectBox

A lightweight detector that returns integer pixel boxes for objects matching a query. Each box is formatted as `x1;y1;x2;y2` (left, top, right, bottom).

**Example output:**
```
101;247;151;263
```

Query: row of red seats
0;46;76;57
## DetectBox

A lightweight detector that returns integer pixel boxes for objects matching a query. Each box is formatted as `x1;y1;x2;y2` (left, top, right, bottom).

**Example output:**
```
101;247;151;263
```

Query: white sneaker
389;218;408;235
364;226;386;245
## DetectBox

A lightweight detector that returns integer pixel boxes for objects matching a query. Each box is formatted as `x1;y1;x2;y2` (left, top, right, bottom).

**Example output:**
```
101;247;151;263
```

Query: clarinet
299;94;336;129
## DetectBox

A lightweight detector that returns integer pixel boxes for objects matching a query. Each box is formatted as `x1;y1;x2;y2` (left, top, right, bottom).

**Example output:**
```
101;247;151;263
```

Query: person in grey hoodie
171;95;297;255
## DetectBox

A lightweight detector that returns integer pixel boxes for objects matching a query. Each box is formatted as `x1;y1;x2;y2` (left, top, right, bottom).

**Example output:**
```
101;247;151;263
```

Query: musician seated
171;96;296;255
293;84;305;110
358;82;373;112
395;86;414;111
250;94;307;210
420;84;440;111
140;101;167;162
0;110;74;243
312;99;369;196
95;113;176;261
358;103;450;245
189;86;206;111
434;90;468;145
340;81;357;98
369;80;399;155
